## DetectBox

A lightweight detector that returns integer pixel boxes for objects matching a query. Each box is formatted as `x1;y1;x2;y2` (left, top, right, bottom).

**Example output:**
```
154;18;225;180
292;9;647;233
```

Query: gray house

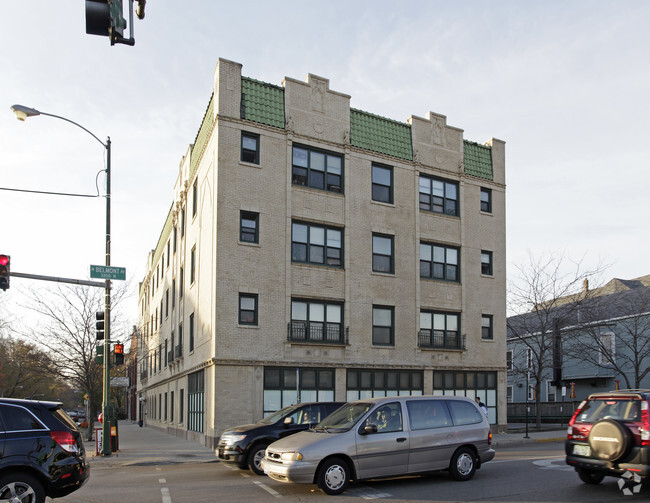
506;275;650;422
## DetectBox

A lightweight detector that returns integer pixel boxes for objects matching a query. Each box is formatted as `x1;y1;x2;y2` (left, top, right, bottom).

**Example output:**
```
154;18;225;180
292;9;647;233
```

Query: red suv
565;390;650;484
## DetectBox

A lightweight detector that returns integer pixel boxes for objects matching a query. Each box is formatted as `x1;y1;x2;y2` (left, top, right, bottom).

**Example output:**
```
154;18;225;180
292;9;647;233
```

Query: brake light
641;401;650;446
50;431;79;454
567;400;586;439
488;429;492;446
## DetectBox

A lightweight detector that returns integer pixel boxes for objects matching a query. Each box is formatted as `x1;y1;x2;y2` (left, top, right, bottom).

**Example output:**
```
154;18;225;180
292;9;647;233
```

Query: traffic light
114;343;124;365
96;311;105;340
85;0;126;45
0;255;10;291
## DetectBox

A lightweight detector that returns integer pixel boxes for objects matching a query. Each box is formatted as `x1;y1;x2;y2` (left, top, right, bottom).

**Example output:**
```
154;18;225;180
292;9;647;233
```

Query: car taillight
641;401;650;446
488;429;492;446
50;431;79;454
567;400;586;439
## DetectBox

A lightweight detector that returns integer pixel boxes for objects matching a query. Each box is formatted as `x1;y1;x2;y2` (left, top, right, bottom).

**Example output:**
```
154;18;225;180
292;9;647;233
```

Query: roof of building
463;141;493;180
507;275;650;338
350;108;413;161
241;77;285;129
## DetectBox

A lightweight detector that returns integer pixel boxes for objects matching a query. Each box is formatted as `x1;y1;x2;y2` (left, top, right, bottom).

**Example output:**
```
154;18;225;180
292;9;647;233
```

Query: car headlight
221;434;246;446
280;452;303;461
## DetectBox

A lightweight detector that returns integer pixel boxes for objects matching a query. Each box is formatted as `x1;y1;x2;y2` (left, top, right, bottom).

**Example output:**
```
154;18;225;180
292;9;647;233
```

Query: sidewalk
85;421;217;468
84;420;566;467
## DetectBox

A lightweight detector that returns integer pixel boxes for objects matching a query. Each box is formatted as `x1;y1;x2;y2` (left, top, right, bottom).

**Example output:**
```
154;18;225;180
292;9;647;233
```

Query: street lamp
10;104;113;456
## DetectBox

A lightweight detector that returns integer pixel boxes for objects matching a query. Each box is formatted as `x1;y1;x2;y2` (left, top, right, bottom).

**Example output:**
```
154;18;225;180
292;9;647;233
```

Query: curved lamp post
10;104;113;456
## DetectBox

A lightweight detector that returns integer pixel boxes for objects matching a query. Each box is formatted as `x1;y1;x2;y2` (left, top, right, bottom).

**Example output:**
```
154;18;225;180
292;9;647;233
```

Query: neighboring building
507;275;650;412
136;58;507;447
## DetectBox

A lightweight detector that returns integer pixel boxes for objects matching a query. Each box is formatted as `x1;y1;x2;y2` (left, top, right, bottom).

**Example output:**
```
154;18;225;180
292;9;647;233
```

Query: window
419;175;458;216
481;250;493;275
526;348;533;369
188;370;204;433
165;289;169;317
419;311;461;349
481;315;493;340
372;234;394;273
239;293;258;325
170;391;174;423
599;332;615;364
180;208;185;238
447;400;483;426
292;145;343;193
407;400;451;430
159;301;163;325
480;187;492;213
0;404;45;431
172;279;176;309
290;300;343;343
190;246;196;284
372;164;393;203
179;389;184;424
263;367;335;415
507;385;513;403
420;242;459;281
166;241;170;268
346;369;423;401
173;226;177;253
240;211;259;243
241;132;260;164
164;392;168;421
292;221;342;267
164;339;168;367
547;381;556;402
176;324;182;358
178;266;185;299
189;313;195;352
373;306;394;346
506;350;513;371
192;180;198;217
432;370;498;423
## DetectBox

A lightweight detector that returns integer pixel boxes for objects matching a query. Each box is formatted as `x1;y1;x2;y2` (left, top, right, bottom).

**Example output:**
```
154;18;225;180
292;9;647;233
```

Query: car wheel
577;468;605;485
316;457;350;495
247;443;269;475
588;419;632;462
449;447;477;481
0;473;45;503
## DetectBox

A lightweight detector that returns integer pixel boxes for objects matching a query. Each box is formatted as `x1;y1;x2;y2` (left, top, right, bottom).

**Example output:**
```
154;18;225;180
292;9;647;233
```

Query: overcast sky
1;1;649;333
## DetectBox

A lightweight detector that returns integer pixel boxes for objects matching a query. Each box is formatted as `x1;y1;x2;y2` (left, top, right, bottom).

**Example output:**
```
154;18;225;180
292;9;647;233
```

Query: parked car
0;398;90;503
566;389;650;485
217;401;345;475
261;395;494;495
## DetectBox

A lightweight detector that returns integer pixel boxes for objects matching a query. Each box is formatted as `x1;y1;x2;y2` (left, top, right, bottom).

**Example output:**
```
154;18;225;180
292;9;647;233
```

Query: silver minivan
261;395;494;495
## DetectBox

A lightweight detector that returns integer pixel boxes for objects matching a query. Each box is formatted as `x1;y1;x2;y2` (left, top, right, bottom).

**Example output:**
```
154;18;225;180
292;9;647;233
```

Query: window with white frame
599;332;615;364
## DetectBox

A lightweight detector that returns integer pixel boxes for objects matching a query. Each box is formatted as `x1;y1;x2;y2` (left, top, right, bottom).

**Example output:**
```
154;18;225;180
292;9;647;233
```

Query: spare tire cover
588;419;631;461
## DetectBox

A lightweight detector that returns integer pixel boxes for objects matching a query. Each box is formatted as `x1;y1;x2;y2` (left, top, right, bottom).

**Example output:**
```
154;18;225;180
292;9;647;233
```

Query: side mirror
360;423;377;435
283;416;295;426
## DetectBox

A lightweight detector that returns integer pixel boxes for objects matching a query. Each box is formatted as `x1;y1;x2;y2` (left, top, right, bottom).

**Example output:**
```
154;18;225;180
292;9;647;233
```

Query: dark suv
217;401;344;475
566;390;650;484
0;398;89;503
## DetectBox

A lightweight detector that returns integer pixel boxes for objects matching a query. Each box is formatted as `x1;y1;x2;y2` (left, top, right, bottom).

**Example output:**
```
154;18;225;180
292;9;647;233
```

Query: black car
0;398;90;503
217;401;344;475
566;389;650;485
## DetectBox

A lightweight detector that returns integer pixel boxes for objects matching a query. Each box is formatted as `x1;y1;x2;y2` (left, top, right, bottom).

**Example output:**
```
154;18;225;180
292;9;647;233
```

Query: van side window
406;400;452;430
446;400;483;426
366;402;402;432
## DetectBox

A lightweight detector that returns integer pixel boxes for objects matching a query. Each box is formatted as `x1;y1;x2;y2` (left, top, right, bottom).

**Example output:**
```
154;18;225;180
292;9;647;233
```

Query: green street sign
90;265;126;281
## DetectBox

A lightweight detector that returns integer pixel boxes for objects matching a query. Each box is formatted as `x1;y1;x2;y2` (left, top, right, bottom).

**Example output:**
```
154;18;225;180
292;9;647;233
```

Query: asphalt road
60;442;649;502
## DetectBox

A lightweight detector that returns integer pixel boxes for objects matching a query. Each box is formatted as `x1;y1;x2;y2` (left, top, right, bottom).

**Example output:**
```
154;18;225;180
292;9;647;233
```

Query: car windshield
314;402;373;431
576;398;640;423
52;407;79;430
258;404;300;425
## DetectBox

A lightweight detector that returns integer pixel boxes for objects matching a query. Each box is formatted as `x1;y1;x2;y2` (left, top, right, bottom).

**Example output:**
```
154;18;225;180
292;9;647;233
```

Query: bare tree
564;286;650;389
507;251;607;430
16;281;131;439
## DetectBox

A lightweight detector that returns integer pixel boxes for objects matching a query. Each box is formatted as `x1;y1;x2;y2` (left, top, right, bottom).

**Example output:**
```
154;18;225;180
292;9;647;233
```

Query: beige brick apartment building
136;58;507;446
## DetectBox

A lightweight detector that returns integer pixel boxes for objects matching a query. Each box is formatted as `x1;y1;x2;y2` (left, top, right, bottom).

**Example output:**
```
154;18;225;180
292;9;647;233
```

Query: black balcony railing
175;344;183;359
167;350;174;364
418;330;465;350
140;370;148;380
287;322;348;345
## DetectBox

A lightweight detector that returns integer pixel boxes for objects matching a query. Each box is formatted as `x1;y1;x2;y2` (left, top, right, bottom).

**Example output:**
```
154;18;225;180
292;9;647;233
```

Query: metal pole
524;370;530;439
101;138;112;456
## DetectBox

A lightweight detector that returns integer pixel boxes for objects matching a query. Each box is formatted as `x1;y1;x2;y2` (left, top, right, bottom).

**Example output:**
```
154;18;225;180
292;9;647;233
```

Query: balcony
175;344;183;359
418;330;465;350
287;322;348;345
167;350;174;364
140;370;148;381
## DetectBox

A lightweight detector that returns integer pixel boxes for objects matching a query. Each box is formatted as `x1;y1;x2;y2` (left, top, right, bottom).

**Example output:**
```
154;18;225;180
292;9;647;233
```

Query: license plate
573;444;591;456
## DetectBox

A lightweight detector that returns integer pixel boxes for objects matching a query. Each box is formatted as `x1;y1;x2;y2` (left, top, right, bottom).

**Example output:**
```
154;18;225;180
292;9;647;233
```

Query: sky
1;0;649;334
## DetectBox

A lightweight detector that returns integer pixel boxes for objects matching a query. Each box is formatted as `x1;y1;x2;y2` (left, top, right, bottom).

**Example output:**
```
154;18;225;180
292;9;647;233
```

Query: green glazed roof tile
463;140;493;180
190;94;215;181
350;108;413;161
241;77;285;129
